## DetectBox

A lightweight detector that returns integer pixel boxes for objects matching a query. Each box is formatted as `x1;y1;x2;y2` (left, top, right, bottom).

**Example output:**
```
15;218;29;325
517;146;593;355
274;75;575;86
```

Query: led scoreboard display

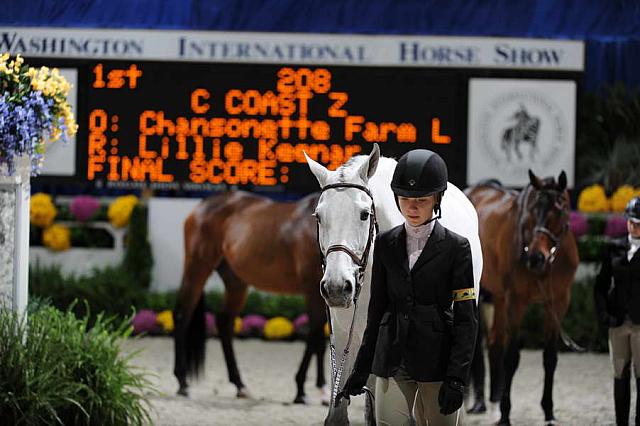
36;61;465;193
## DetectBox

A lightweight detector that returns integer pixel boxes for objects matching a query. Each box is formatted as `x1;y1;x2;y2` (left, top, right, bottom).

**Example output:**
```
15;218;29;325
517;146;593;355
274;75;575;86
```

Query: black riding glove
335;371;368;406
438;377;464;415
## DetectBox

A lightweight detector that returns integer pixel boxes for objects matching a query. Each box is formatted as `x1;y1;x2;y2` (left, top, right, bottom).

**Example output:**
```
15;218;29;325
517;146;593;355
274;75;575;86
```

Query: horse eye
360;210;369;221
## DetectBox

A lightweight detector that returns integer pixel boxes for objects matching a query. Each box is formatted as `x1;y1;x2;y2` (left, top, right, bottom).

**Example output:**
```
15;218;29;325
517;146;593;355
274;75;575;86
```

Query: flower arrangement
241;314;267;336
264;316;294;340
0;54;78;174
132;309;158;335
605;215;628;238
577;184;610;213
206;312;217;336
569;211;588;238
29;192;57;227
42;224;70;251
70;195;100;222
156;310;174;333
108;195;139;228
610;185;637;213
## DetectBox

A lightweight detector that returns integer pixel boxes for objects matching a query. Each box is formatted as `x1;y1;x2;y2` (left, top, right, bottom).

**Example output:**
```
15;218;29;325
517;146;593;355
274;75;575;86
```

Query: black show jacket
350;221;478;384
595;237;640;327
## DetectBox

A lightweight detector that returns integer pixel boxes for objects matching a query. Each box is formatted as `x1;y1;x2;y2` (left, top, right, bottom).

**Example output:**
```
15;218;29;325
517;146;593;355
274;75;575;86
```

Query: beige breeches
375;374;461;426
609;320;640;379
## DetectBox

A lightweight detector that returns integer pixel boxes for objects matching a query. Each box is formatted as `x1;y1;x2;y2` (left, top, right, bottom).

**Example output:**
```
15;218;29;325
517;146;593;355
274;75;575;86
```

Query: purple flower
70;195;100;222
242;314;267;335
206;312;217;336
293;313;309;329
0;91;56;174
132;309;157;335
569;211;588;238
605;215;628;238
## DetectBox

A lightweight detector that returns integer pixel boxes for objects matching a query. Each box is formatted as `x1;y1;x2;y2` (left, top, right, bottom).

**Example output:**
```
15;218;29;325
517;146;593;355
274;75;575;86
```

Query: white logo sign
467;79;576;187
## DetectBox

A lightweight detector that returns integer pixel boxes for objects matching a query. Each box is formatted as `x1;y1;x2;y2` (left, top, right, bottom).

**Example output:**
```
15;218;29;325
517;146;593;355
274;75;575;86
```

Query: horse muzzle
320;277;354;308
523;250;549;274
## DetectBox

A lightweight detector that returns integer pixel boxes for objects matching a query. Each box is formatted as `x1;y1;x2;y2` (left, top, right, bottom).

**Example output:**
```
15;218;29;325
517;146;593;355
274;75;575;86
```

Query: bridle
519;186;569;265
315;182;379;303
313;182;379;408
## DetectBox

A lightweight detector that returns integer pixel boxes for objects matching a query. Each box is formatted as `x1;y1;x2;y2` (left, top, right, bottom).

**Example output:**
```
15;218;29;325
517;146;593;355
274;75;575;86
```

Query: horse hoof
293;395;307;404
488;402;501;423
467;401;486;414
495;419;511;426
544;418;558;425
177;387;189;397
319;385;331;406
236;387;252;398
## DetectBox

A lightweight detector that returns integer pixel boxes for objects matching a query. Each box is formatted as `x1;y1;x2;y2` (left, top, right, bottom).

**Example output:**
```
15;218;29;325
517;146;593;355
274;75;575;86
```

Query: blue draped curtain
3;0;640;91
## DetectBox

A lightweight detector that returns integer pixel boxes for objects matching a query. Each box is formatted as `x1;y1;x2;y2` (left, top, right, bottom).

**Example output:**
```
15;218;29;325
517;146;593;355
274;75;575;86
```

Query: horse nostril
344;280;353;295
320;280;329;299
529;251;545;269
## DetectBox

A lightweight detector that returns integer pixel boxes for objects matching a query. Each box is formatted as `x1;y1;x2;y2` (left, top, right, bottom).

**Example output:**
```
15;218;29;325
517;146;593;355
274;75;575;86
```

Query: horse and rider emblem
500;104;541;162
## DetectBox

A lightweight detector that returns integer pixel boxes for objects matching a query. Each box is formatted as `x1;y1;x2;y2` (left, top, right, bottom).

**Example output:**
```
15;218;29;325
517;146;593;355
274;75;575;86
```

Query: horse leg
541;292;570;423
498;300;527;426
294;295;328;404
216;262;250;397
488;292;507;421
174;227;217;397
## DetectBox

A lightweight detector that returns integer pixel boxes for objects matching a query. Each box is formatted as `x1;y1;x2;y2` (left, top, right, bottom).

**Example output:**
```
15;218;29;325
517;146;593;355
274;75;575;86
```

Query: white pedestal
0;163;30;315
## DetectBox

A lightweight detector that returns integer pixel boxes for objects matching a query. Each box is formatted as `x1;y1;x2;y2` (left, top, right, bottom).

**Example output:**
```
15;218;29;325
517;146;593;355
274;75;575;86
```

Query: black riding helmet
625;196;640;222
391;149;448;217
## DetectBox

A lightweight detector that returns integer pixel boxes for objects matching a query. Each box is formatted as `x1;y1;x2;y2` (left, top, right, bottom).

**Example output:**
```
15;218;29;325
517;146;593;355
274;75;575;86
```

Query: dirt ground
121;337;624;425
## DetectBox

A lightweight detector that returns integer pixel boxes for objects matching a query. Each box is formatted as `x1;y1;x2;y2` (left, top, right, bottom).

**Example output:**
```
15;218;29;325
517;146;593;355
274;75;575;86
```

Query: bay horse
466;170;579;425
305;144;483;425
173;190;328;405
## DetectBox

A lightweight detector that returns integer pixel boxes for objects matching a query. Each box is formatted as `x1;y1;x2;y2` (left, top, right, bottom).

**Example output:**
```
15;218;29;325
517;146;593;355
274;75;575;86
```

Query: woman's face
398;195;436;226
628;219;640;238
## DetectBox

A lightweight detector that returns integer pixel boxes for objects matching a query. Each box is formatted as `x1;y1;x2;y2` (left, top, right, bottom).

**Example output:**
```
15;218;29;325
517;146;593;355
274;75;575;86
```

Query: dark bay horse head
519;169;570;274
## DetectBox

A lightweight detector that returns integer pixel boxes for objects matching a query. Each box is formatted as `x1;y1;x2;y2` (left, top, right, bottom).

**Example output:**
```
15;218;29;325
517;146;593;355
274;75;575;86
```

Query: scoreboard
83;62;465;193
4;28;583;194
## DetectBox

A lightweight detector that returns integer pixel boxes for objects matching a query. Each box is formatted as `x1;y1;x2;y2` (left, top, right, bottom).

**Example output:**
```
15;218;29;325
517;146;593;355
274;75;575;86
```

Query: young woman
595;196;640;426
339;149;478;425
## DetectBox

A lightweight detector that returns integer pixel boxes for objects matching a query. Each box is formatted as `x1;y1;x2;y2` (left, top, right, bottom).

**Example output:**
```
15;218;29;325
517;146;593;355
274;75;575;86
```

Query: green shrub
122;204;153;289
577;235;609;262
144;290;178;312
29;264;145;325
0;304;155;425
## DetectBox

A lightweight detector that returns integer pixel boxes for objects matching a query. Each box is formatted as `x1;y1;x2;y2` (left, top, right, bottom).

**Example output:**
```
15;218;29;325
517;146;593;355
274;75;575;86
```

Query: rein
314;182;378;407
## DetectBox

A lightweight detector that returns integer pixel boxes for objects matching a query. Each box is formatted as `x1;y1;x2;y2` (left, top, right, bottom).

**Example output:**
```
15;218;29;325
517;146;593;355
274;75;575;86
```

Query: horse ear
358;143;380;182
528;169;542;189
558;171;567;190
304;151;328;187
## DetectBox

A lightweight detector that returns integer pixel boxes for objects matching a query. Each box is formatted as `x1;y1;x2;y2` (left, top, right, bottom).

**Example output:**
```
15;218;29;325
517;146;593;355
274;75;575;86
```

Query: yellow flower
577;184;610;213
30;193;57;227
42;224;71;252
107;195;139;228
263;316;294;340
611;185;636;213
234;317;243;335
156;310;174;333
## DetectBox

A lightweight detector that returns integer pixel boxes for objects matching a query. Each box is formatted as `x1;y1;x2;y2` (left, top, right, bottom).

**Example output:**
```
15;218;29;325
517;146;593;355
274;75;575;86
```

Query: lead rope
328;298;358;405
536;275;585;352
